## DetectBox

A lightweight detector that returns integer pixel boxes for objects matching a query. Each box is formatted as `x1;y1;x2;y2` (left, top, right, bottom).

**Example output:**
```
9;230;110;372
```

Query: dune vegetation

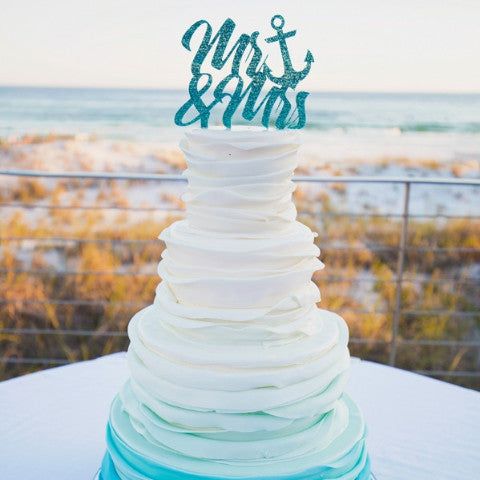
0;176;479;389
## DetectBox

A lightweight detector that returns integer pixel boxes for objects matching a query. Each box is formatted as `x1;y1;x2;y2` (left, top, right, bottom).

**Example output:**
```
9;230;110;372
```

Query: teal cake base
99;454;371;480
99;394;370;480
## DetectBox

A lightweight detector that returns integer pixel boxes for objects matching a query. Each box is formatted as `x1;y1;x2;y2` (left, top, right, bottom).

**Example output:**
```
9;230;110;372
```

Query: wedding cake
99;128;370;479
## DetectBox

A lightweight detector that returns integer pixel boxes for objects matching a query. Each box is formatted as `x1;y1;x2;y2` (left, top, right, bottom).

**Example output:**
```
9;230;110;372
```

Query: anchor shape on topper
263;14;314;89
174;14;314;129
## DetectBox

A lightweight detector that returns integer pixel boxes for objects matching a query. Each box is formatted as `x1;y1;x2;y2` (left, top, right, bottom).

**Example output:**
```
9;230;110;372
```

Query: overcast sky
1;0;479;92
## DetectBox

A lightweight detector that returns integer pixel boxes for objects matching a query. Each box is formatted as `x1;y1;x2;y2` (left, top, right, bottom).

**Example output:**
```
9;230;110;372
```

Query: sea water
1;86;479;163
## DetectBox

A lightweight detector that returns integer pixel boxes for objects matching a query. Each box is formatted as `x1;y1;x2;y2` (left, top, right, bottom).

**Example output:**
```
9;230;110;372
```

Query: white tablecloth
0;353;478;480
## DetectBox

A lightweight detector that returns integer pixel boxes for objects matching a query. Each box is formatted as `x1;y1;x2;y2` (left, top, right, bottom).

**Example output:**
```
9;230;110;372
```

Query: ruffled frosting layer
181;129;301;236
101;128;369;479
101;394;369;480
158;220;323;309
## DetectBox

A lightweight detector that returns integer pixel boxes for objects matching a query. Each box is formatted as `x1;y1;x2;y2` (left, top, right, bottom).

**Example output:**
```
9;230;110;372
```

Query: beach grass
1;177;479;389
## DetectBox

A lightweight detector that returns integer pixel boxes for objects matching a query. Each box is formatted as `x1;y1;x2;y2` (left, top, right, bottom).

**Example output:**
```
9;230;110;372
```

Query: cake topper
174;15;314;129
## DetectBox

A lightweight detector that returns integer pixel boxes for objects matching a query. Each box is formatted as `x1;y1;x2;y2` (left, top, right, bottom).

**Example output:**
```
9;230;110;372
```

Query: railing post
389;181;411;366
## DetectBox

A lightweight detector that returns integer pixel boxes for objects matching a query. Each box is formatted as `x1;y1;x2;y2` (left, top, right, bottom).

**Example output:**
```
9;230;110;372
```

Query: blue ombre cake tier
100;393;369;480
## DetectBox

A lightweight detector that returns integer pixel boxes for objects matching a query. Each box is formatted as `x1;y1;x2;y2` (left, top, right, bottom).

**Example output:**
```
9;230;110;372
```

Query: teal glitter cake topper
174;15;314;129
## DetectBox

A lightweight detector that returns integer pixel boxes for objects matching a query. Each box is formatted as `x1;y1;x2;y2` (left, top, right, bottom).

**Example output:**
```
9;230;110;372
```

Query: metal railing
1;169;479;380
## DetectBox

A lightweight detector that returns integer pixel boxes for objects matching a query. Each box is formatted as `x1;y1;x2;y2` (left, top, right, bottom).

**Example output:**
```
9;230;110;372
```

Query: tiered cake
100;128;370;479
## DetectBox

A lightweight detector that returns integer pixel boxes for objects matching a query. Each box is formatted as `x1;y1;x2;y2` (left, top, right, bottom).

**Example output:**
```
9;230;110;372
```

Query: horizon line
1;83;480;96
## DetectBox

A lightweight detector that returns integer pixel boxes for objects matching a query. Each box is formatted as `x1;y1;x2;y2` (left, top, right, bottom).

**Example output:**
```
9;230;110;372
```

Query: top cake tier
180;128;302;236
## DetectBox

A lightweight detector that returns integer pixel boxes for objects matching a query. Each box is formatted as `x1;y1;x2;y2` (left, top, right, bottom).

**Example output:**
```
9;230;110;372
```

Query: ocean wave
302;121;480;134
399;122;480;133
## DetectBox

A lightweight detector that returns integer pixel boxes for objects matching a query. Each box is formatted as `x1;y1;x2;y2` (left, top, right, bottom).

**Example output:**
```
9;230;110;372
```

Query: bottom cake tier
99;393;370;480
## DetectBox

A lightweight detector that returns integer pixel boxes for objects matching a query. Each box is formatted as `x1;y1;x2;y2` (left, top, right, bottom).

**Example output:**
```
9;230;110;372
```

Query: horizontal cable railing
2;201;479;220
1;169;479;383
1;237;479;254
0;298;477;319
2;168;480;185
2;268;478;286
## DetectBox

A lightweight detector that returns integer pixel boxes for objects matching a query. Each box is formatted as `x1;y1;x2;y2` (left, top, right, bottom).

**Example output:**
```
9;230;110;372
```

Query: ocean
1;86;480;163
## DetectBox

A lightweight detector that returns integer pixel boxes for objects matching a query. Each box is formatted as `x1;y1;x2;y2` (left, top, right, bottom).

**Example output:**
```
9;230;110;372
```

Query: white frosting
119;128;359;468
181;128;301;236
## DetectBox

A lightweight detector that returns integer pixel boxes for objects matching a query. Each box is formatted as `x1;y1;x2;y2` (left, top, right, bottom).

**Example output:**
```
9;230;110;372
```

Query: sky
1;0;479;92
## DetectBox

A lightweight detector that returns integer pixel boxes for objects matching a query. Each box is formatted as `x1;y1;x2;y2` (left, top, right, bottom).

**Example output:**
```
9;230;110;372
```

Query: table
0;353;478;480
